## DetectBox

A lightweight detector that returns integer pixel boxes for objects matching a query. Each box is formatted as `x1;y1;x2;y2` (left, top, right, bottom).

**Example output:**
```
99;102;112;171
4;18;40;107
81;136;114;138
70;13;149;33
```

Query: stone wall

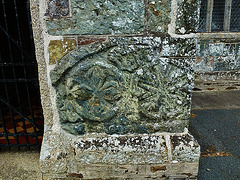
196;40;240;72
194;35;240;91
30;0;201;179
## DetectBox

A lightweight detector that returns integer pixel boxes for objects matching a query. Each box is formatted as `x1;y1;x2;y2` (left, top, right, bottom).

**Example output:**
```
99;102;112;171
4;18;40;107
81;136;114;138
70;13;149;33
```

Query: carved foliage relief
51;38;194;135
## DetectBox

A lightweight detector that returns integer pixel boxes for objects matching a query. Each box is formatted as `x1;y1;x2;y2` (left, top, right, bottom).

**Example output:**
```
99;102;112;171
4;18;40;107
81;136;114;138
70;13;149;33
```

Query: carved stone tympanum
51;37;194;135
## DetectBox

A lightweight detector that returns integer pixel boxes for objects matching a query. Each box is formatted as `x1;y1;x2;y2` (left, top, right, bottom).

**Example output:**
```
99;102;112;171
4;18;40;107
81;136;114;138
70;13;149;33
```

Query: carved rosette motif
51;38;193;135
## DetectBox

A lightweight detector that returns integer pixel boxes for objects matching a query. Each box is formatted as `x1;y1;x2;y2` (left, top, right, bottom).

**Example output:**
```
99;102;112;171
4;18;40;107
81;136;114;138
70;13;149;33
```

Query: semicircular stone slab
50;37;194;135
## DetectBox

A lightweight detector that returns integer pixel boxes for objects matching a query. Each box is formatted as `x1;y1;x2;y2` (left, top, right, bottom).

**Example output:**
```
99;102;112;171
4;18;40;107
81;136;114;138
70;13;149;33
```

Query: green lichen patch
147;0;171;33
45;0;145;35
49;39;77;65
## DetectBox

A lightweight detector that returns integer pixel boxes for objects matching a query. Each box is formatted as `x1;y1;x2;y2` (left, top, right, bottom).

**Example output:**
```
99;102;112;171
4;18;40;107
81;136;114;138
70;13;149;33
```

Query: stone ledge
43;162;199;179
41;131;200;179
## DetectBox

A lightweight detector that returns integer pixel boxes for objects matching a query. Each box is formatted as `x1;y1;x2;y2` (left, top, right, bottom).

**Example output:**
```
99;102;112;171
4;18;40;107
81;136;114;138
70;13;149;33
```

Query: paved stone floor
0;151;41;180
190;90;240;180
0;90;239;180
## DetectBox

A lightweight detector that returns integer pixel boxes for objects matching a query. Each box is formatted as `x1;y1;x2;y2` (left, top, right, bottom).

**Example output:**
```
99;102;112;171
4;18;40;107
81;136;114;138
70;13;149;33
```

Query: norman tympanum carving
51;38;193;135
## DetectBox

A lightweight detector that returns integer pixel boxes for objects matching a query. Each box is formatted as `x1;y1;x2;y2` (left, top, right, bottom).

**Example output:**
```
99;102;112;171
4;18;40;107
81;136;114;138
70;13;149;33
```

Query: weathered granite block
147;0;171;33
195;41;240;73
41;131;200;179
176;0;199;34
161;37;196;57
171;133;200;163
46;0;69;18
214;56;238;71
50;37;194;135
223;44;236;56
204;43;224;57
45;0;145;35
237;44;240;56
71;134;168;165
196;43;205;56
195;56;214;72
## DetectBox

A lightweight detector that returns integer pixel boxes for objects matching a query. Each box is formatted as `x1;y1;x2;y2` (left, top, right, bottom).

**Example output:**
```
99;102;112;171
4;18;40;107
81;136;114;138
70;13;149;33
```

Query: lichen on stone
147;0;171;33
49;39;77;65
45;0;145;35
46;0;69;18
50;37;194;135
176;0;199;34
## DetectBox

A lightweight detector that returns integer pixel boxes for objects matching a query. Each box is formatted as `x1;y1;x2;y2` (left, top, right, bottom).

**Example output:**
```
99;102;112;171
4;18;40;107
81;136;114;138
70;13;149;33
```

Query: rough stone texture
71;135;168;166
41;131;200;179
195;40;240;72
161;37;196;57
45;0;145;35
147;0;171;33
46;0;69;18
176;0;199;34
0;151;42;180
30;0;54;129
194;36;240;86
194;71;240;91
171;133;200;162
40;131;68;175
49;39;77;64
30;0;201;179
50;37;194;135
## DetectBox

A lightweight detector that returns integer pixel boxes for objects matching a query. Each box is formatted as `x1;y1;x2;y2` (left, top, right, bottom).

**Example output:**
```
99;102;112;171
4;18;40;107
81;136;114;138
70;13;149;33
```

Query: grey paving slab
192;90;240;110
190;109;240;157
198;157;240;180
190;108;240;180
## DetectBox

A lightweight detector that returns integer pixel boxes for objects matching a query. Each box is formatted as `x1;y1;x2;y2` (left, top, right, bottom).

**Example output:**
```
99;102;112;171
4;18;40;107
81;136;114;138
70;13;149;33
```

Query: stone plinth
41;130;200;179
30;0;201;179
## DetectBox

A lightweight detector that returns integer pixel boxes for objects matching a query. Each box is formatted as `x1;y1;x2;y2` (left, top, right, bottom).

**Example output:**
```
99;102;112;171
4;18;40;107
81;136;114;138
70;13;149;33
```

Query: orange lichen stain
89;102;99;107
190;112;197;118
201;151;231;157
201;146;231;157
149;4;161;17
150;165;166;172
103;95;113;100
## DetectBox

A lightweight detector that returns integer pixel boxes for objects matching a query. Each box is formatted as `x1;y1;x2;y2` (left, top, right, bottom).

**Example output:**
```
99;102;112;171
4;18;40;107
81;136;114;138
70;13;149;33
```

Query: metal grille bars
0;0;44;150
198;0;240;32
